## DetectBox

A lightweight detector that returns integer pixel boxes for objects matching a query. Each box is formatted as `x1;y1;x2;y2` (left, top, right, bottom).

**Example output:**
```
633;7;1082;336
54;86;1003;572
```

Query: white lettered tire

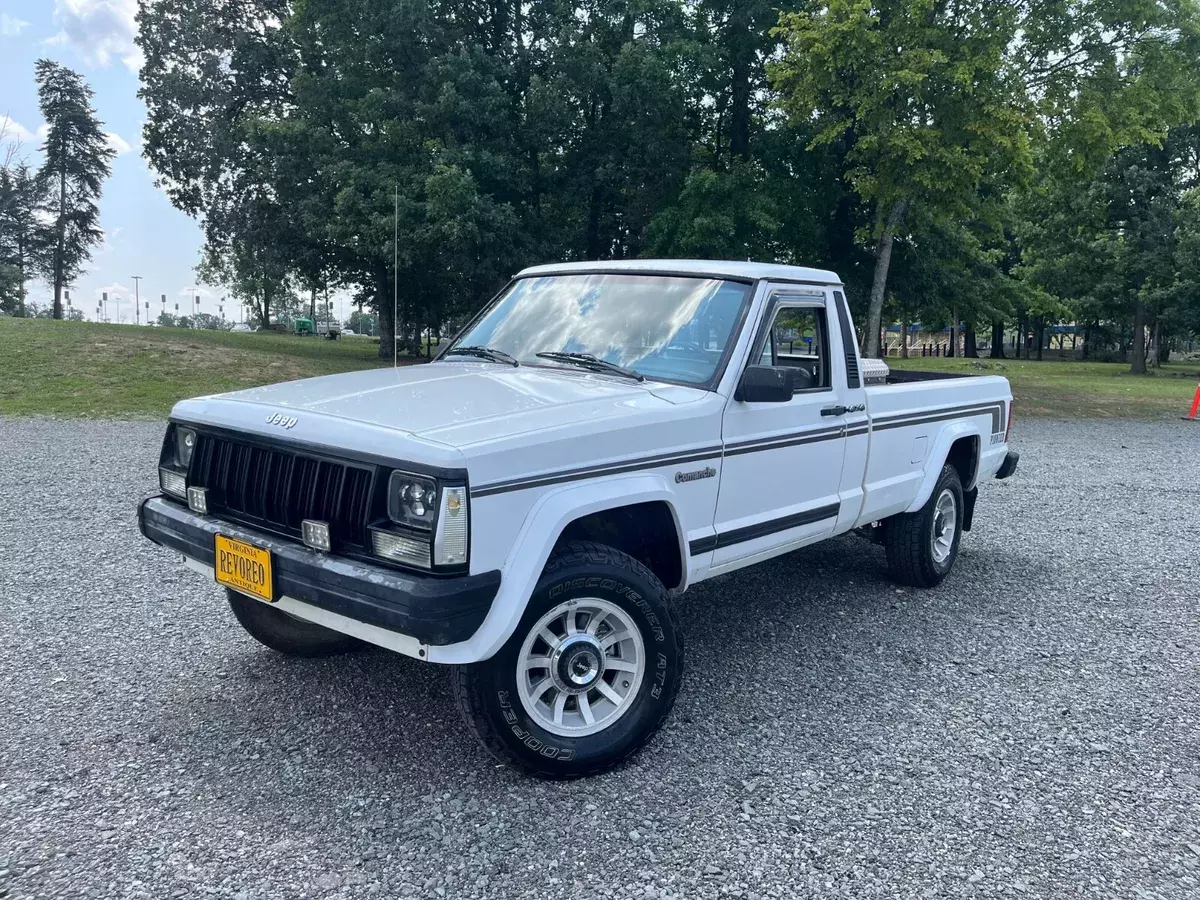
452;541;684;778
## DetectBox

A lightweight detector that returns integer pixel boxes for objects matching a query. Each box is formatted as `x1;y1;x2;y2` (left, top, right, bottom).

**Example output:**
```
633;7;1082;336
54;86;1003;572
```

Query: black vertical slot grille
189;434;373;549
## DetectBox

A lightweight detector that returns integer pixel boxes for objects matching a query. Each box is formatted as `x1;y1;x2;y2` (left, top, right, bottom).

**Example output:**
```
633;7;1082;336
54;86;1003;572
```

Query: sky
0;0;253;323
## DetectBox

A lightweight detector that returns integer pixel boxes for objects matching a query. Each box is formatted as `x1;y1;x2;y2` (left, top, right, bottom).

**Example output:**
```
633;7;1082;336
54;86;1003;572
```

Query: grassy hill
2;316;1196;419
0;317;394;417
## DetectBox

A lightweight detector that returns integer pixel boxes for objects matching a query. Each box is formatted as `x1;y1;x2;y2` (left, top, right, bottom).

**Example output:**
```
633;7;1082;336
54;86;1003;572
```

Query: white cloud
51;0;141;71
0;116;39;146
95;282;133;302
105;131;132;155
1;13;31;37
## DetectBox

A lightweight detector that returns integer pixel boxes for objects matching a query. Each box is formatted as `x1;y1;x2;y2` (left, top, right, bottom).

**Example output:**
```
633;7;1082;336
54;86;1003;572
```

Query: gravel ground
1;417;1198;900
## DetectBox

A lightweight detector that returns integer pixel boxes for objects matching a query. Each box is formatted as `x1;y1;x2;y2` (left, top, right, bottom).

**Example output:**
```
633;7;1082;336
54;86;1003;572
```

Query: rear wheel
884;465;964;588
226;589;361;657
452;541;683;778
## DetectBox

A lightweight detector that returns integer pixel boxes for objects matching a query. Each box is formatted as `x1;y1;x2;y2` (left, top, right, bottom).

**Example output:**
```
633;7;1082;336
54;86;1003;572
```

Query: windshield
445;274;751;386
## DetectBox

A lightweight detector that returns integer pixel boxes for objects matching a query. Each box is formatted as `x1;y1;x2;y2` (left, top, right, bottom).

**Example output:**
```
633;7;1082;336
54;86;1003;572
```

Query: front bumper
996;450;1020;480
138;496;500;646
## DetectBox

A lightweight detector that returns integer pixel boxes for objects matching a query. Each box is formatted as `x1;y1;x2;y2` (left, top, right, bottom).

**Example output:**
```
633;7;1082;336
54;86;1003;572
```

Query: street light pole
132;276;143;326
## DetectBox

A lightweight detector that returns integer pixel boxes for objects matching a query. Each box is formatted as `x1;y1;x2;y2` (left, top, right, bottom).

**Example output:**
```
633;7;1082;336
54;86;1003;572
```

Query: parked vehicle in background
294;317;315;336
317;320;341;340
230;323;252;333
139;260;1019;778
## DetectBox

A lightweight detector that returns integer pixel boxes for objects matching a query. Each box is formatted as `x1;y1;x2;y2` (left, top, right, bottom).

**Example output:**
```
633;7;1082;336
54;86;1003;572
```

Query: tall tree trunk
900;318;909;358
1035;316;1044;361
1151;316;1162;369
1081;321;1091;360
16;232;27;318
950;303;959;359
990;320;1006;359
964;323;978;358
728;7;751;160
376;264;393;361
863;199;907;358
1130;301;1147;374
586;184;602;260
310;285;316;321
53;164;66;319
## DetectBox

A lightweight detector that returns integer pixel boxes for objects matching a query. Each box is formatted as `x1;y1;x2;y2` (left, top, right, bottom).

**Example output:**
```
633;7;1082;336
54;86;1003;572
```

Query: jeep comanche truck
138;260;1019;777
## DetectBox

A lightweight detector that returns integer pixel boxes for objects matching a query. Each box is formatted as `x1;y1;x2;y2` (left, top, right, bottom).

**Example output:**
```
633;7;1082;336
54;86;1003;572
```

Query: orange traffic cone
1185;383;1200;422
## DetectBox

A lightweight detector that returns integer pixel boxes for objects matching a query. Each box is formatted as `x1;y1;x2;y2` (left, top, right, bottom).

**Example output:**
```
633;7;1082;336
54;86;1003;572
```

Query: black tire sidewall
471;549;682;776
925;467;964;578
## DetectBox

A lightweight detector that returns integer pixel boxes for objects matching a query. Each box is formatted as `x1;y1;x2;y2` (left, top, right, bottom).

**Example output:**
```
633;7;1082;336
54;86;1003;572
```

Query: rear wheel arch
945;434;981;491
905;425;982;513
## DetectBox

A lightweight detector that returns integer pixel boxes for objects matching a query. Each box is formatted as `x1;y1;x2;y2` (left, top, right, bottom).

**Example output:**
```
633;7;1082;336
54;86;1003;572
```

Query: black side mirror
735;365;795;402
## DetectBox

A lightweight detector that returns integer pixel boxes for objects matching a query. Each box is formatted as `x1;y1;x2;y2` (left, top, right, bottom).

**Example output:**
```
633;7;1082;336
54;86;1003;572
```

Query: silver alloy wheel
931;488;957;565
516;597;646;738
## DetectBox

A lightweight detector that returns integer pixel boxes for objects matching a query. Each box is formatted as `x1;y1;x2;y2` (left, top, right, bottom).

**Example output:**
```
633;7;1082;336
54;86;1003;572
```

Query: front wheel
884;464;964;588
452;541;684;778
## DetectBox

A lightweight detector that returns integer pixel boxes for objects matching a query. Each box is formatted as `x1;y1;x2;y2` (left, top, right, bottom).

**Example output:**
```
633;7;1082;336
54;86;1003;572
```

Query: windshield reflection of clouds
456;274;746;385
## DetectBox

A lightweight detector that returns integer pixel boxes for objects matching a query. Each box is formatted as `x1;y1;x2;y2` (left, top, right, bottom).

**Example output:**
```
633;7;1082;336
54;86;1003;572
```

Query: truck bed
882;368;978;385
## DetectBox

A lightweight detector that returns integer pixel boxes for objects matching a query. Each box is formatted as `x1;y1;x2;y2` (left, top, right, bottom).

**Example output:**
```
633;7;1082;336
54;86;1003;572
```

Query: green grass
3;317;1197;419
0;317;394;417
889;355;1200;419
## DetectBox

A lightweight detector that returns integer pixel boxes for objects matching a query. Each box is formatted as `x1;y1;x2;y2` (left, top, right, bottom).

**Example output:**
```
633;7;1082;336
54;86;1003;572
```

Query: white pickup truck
139;260;1019;777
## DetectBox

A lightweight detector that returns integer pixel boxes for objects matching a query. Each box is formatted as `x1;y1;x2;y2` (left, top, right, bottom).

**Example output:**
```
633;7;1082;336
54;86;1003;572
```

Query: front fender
426;473;685;664
904;421;982;513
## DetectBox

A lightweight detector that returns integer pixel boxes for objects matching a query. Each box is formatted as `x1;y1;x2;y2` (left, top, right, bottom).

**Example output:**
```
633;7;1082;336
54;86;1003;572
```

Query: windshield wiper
535;351;645;382
445;345;519;367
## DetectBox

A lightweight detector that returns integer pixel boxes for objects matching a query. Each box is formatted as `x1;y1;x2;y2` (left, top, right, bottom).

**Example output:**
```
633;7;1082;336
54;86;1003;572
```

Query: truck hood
179;360;705;449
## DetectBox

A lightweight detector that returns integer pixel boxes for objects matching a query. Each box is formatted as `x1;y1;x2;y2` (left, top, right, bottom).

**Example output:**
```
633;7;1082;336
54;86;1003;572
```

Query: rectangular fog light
160;468;187;499
302;519;332;552
371;528;431;569
187;486;208;515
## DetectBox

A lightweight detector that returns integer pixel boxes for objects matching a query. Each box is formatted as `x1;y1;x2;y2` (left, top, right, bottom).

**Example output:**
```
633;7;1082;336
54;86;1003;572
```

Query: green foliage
773;1;1032;229
132;0;1200;368
0;164;46;317
0;263;22;314
1018;122;1200;369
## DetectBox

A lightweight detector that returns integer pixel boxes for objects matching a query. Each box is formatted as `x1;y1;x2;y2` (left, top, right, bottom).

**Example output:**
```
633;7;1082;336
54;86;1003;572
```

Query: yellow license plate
214;535;274;603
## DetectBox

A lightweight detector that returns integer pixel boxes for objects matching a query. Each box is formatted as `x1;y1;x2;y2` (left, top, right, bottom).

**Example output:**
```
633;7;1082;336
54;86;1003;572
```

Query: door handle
821;405;847;417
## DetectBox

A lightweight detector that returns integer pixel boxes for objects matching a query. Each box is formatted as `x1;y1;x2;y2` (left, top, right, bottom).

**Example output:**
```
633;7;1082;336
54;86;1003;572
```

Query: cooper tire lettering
453;541;682;777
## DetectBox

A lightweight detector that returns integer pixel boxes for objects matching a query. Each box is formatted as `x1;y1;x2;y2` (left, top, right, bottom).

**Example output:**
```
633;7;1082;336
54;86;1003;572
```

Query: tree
136;0;1200;364
772;0;1200;358
772;2;1037;357
0;263;21;314
33;60;115;319
1017;123;1200;372
195;192;297;329
0;164;45;317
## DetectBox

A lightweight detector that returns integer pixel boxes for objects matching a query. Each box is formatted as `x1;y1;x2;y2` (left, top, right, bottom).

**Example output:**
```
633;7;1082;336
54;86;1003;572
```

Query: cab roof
516;259;842;286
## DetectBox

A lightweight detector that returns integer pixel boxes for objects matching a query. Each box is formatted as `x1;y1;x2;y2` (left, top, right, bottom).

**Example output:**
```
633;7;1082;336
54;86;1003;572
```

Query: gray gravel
1;416;1198;900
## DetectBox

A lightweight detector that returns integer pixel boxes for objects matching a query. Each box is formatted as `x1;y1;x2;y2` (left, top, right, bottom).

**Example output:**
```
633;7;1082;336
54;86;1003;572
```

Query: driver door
711;287;847;571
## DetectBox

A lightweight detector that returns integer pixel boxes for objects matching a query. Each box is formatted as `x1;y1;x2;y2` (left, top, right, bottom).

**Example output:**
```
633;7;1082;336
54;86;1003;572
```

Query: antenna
393;185;399;368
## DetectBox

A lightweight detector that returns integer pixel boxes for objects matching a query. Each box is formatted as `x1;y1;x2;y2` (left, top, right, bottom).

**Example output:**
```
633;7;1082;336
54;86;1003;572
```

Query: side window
759;305;830;392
